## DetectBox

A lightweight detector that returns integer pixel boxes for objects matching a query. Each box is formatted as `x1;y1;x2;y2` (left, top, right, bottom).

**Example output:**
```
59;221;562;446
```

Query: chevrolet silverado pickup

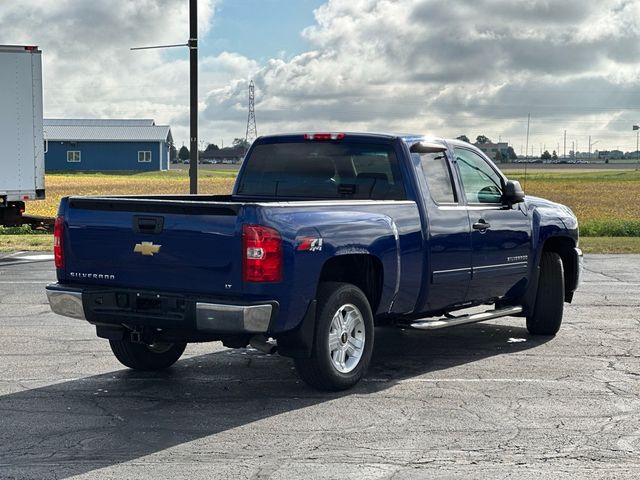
46;133;583;391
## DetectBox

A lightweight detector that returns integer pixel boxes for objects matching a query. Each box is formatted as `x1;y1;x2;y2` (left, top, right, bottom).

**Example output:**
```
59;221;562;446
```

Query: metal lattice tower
245;80;258;145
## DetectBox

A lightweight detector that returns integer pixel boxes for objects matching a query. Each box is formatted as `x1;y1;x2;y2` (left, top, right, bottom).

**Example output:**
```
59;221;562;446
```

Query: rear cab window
413;151;457;204
236;139;406;200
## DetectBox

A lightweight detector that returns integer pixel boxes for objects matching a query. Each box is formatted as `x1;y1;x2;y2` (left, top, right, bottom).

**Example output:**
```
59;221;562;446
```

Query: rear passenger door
453;147;531;302
413;149;472;312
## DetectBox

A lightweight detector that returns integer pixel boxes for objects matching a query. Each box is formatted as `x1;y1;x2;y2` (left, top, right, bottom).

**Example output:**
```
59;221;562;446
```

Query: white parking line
365;378;562;383
15;254;54;261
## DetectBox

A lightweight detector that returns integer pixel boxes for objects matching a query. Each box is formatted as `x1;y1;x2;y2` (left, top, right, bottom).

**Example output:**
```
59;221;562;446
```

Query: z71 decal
296;237;323;252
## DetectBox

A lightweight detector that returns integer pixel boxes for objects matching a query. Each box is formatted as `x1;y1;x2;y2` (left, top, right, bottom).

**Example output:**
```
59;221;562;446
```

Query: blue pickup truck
46;133;582;390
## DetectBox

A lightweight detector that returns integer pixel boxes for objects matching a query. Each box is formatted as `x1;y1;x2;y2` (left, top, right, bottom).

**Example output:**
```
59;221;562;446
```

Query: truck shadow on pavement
0;322;551;478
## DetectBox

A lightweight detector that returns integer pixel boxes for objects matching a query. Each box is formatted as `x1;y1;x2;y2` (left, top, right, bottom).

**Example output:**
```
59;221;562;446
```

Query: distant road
169;161;638;173
170;163;240;172
501;162;638;171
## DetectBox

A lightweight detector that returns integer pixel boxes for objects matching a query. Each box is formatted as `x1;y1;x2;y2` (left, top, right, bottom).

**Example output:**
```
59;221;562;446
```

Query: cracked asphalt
0;253;638;479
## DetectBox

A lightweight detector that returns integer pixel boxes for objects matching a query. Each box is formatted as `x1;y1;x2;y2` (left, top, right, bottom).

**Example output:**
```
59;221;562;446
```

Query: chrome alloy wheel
328;303;365;373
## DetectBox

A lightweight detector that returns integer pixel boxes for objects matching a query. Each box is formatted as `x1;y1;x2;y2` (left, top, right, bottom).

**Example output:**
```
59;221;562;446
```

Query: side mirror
502;180;525;205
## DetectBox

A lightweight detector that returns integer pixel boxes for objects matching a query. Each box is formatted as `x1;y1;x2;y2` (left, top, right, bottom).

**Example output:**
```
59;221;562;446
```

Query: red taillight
242;224;282;282
303;132;345;141
53;216;64;269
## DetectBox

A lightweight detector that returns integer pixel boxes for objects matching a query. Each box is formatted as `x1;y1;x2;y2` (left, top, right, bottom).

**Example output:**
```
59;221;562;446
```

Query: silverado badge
134;242;161;256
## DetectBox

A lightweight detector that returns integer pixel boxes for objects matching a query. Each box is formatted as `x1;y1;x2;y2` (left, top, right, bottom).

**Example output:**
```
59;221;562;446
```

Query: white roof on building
43;119;172;143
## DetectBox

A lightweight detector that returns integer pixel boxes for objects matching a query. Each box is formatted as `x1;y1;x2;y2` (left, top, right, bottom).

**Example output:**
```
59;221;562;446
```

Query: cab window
454;148;503;204
414;152;457;204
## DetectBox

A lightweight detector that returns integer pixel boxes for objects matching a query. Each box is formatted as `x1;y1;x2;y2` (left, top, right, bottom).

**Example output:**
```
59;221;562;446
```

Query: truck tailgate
63;197;242;296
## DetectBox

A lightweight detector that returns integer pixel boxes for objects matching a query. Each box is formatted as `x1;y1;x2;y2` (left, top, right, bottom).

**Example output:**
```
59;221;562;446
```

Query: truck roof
255;131;450;144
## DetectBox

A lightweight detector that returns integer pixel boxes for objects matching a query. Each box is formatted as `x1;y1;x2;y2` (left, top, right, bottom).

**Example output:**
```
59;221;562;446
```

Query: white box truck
0;45;45;225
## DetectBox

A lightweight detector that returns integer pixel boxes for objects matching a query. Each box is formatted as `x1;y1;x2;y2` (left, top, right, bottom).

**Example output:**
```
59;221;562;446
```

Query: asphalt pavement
0;253;638;479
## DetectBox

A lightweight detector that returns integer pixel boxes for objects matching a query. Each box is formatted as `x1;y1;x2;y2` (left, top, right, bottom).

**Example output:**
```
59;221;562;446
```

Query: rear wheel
109;337;187;370
294;282;374;391
527;251;564;335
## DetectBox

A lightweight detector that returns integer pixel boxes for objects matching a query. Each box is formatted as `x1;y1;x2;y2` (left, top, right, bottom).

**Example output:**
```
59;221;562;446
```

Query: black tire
109;338;187;371
527;251;564;335
294;282;374;391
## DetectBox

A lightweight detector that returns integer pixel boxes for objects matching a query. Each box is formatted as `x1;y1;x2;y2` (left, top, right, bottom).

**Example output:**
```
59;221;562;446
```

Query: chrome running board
410;306;523;330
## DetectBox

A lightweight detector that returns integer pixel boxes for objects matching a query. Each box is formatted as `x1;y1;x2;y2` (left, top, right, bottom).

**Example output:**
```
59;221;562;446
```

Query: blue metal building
43;119;173;172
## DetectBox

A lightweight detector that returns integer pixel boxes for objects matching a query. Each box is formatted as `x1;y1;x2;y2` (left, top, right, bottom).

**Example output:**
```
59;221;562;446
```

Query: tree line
456;134;517;162
170;138;251;161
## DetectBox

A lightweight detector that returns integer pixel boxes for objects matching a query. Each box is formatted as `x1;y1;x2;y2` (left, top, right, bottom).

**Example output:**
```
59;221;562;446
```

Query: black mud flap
276;300;317;359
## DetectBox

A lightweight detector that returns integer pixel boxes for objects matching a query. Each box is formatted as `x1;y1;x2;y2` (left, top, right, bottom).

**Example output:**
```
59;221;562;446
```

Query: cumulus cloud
202;0;640;151
2;0;639;151
0;0;219;142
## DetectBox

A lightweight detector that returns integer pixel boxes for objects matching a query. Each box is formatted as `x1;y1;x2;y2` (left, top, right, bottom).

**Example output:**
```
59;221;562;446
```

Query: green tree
232;138;250;149
475;135;491;144
541;150;552;161
456;135;470;143
203;143;220;153
169;143;177;161
507;146;517;161
552;150;558;160
178;145;190;160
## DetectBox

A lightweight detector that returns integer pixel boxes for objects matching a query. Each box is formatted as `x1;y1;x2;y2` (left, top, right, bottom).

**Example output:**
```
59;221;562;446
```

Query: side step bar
410;306;523;330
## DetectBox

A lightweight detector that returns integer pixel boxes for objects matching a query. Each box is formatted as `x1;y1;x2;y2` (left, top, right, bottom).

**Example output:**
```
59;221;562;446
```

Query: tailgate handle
133;215;164;234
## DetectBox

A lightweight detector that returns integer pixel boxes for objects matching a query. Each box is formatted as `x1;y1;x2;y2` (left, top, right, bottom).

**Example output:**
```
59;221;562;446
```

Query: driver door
453;148;532;302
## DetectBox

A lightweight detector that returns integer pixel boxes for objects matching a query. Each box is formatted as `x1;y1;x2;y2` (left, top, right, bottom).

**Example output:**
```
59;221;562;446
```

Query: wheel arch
542;235;577;302
318;254;384;315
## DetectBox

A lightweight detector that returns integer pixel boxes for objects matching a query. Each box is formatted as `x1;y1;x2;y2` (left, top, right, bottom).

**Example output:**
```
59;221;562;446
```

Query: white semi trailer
0;45;45;224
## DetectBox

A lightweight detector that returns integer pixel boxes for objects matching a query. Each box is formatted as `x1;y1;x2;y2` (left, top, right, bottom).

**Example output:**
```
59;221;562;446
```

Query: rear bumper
46;286;86;320
46;283;275;334
195;302;273;333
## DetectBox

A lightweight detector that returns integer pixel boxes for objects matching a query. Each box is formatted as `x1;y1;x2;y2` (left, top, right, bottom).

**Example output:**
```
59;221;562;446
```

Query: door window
415;152;457;204
454;148;503;204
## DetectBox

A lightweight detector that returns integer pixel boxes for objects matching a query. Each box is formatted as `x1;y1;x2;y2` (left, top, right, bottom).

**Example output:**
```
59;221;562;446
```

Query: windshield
236;142;406;200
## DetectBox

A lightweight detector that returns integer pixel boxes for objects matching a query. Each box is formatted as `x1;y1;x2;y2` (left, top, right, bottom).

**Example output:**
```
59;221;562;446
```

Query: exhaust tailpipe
249;335;277;355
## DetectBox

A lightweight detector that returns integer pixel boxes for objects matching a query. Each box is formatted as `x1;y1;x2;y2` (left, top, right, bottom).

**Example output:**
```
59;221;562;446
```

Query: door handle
472;220;490;231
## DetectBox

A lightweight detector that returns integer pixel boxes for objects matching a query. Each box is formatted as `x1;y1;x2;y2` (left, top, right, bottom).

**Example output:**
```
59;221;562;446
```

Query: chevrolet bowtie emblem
134;242;161;256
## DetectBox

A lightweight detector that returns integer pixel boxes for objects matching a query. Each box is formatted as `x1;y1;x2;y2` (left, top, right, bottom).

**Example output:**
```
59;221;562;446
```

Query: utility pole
589;137;599;161
131;0;199;194
189;0;198;194
524;114;530;189
563;130;567;159
634;125;639;170
525;114;530;160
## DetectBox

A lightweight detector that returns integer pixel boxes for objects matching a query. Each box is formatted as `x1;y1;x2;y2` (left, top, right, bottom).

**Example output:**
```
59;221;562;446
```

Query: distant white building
474;141;509;161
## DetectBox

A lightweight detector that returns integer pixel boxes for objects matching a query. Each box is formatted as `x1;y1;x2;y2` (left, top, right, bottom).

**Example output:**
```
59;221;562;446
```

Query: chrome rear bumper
45;284;273;334
46;287;86;320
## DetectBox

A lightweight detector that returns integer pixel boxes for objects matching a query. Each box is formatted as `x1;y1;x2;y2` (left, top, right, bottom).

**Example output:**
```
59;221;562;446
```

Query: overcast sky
2;0;640;154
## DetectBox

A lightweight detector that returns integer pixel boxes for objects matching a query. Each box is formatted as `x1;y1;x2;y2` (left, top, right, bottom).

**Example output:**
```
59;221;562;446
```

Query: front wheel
109;337;187;370
294;282;374;391
527;251;565;335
